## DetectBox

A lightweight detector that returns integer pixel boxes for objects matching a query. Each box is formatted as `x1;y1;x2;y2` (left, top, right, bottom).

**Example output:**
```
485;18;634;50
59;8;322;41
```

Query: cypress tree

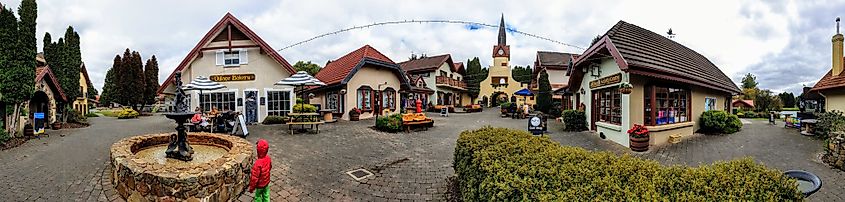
100;55;121;106
536;69;552;113
1;0;37;135
143;55;160;108
117;49;132;106
0;7;18;134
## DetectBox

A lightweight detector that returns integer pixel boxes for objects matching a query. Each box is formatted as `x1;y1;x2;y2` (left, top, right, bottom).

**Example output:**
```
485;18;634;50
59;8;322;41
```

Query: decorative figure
416;99;422;113
165;72;196;161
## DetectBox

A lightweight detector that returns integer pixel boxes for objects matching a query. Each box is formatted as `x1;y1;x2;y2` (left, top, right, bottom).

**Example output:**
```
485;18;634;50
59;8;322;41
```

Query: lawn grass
782;107;799;111
98;110;120;117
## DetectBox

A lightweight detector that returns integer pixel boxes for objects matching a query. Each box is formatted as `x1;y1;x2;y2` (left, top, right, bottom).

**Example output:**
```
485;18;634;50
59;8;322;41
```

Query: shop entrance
29;91;50;131
244;90;258;124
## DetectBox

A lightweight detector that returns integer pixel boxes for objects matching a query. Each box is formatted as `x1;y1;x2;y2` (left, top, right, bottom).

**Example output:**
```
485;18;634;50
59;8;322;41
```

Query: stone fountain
109;72;254;201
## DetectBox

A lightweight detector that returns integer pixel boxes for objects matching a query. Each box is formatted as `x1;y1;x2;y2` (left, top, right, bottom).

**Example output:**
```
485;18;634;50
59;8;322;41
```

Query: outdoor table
319;109;335;122
801;119;818;136
286;112;324;134
207;114;217;132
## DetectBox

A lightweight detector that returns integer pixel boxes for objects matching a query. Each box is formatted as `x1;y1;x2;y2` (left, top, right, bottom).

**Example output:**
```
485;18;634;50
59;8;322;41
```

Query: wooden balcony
435;76;467;90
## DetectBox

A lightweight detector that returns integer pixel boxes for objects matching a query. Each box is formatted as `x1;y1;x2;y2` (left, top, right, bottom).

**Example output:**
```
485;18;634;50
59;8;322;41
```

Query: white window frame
216;48;248;67
223;50;240;66
264;88;294;118
197;89;239;112
242;88;260;117
705;97;717;111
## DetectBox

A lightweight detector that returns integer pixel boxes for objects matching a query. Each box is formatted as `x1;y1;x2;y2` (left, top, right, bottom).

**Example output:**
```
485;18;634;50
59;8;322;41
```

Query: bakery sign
209;74;255;82
589;73;622;88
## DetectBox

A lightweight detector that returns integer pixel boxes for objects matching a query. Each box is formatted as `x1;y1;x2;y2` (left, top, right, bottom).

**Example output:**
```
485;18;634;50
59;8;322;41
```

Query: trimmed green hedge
561;110;587;131
262;116;287;125
376;113;403;132
454;127;802;201
700;110;742;134
117;108;139;119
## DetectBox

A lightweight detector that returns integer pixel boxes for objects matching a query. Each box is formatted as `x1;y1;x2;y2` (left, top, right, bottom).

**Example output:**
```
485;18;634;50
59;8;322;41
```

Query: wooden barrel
629;135;649;152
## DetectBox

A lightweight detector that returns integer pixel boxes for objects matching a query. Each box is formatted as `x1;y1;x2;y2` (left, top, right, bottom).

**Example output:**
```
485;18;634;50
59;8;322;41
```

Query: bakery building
306;45;411;120
811;19;845;112
567;21;741;147
157;13;297;123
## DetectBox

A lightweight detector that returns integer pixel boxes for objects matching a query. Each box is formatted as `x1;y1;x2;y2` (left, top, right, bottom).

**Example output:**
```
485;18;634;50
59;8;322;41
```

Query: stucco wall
546;69;569;84
823;90;845;112
690;85;732;132
342;65;403;120
477;56;523;105
164;39;294;122
73;71;90;113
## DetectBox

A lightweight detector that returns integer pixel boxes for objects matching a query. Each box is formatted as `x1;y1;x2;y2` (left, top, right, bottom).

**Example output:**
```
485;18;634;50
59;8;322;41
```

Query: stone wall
823;132;845;170
110;133;255;201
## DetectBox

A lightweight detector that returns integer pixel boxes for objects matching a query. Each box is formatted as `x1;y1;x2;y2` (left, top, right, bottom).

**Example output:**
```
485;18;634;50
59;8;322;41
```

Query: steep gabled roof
35;66;68;102
732;99;754;108
811;68;845;91
314;45;397;86
453;62;465;74
569;21;740;94
157;13;296;94
536;51;575;69
398;54;453;74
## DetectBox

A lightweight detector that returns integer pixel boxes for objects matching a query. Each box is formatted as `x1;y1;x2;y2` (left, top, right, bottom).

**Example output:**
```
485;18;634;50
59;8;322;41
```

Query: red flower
627;124;649;138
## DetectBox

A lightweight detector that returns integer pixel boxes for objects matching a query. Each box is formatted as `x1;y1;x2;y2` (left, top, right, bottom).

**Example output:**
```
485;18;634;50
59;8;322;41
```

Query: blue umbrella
514;88;533;96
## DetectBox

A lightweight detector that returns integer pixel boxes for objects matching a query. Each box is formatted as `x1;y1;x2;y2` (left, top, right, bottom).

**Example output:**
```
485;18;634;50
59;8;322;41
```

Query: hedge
816;110;845;139
117;108;139;119
700;110;742;134
262;116;287;125
454;127;802;201
561;110;587;131
376;113;403;132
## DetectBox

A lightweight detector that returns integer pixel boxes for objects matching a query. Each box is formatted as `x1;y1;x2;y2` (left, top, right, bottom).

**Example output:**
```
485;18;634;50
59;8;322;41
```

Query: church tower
476;14;524;107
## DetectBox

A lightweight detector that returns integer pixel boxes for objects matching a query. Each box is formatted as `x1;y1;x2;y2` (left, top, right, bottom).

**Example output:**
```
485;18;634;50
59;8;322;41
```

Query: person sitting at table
209;106;220;116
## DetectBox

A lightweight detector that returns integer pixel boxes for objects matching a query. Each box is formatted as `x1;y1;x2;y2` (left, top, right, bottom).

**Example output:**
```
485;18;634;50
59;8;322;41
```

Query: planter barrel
350;114;360;121
629;135;649;152
619;88;633;94
51;122;62;130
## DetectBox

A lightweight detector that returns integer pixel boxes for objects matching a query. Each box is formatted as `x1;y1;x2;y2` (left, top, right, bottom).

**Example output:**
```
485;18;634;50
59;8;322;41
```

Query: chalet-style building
477;15;525;107
307;45;411;120
567;21;741;147
811;19;845;113
731;99;754;112
72;63;93;114
31;54;67;130
405;74;434;110
533;51;578;109
398;54;469;108
157;13;297;123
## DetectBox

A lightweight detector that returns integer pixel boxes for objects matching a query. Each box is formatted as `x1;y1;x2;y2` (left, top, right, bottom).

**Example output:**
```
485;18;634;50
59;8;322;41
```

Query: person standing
249;139;272;202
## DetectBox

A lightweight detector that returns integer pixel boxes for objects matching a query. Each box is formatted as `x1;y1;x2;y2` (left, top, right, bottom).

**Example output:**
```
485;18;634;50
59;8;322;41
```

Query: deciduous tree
292;61;321;75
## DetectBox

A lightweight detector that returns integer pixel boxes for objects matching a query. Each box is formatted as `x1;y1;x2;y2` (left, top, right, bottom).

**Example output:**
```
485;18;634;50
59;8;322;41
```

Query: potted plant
499;102;511;115
627;124;649;152
51;122;63;130
619;82;633;94
349;107;362;121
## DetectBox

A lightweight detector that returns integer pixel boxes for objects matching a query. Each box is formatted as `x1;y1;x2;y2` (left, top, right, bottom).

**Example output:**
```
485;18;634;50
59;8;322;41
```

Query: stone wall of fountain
109;132;254;201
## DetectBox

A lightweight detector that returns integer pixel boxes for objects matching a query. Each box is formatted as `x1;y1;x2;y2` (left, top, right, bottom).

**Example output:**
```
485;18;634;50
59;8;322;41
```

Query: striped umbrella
274;71;326;86
182;76;226;112
274;71;325;112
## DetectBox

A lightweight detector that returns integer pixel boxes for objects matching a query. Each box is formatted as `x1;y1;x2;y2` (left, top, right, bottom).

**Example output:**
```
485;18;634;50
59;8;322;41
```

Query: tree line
0;0;36;137
100;49;159;111
739;73;796;112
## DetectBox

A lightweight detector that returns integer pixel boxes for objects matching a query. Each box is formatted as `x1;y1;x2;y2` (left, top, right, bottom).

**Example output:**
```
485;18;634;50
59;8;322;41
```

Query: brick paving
0;111;843;201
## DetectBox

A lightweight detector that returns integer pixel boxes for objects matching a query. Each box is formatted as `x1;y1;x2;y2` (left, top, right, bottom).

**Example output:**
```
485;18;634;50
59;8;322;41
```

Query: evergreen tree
511;65;532;84
465;57;484;100
100;55;121;106
128;51;145;110
1;0;37;135
741;73;758;89
87;85;98;100
143;55;159;108
778;92;796;108
536;69;553;113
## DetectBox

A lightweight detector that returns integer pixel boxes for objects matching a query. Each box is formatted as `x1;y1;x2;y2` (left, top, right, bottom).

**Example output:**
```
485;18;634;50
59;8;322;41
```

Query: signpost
528;114;546;136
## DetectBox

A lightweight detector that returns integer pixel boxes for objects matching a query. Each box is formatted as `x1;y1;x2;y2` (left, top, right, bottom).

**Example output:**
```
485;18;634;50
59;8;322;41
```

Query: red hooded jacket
249;139;272;192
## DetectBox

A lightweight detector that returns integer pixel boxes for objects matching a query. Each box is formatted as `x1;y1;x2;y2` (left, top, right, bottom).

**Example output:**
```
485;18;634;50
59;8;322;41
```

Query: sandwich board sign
528;115;546;136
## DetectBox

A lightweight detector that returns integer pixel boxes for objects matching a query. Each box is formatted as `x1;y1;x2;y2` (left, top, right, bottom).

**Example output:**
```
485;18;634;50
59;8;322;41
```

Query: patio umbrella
182;76;226;113
514;88;534;105
274;71;326;112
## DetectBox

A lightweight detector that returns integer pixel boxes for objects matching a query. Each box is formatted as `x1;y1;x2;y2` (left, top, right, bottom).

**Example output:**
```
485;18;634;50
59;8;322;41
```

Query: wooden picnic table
287;112;324;134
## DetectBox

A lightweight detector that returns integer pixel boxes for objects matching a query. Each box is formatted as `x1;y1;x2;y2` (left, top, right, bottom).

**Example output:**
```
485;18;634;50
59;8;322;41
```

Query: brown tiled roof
157;13;296;94
315;45;396;86
35;66;68;101
398;54;452;73
811;68;845;91
453;62;465;74
571;21;740;94
536;51;574;68
731;99;754;108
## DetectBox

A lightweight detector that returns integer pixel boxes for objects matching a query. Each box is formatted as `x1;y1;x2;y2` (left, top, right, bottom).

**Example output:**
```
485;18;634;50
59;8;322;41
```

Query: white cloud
4;0;818;94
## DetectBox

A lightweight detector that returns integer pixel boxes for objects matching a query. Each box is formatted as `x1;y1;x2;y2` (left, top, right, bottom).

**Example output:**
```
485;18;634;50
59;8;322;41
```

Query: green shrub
262;116;287;125
454;127;803;201
0;129;9;144
816;110;845;139
561;110;587;131
700;110;742;134
293;104;317;113
85;112;99;117
548;102;562;118
499;102;512;108
376;113;403;132
66;110;87;124
117;108;139;119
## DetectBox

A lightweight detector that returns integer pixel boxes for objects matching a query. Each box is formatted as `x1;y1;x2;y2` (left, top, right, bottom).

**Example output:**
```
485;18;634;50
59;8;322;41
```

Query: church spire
498;14;506;45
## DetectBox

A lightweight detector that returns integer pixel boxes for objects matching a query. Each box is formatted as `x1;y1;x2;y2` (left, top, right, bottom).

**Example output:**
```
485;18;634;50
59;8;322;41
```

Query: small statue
174;72;190;113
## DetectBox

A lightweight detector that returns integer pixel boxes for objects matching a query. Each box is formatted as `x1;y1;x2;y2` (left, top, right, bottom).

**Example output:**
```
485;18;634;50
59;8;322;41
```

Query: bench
403;119;434;132
286;121;325;135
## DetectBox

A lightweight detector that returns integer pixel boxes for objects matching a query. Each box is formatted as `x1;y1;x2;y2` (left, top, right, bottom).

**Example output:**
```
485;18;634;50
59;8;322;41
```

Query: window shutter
215;51;224;66
239;49;248;64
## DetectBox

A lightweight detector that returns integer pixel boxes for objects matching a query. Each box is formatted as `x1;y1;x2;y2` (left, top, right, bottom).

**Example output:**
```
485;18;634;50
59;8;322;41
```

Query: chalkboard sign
237;114;249;137
528;115;546;136
440;107;448;117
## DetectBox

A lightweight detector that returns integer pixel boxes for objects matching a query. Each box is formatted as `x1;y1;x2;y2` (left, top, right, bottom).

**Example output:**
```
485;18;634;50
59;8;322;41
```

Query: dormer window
216;49;248;67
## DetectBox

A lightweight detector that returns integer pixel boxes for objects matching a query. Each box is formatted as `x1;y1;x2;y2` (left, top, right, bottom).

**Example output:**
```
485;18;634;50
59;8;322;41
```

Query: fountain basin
109;132;254;201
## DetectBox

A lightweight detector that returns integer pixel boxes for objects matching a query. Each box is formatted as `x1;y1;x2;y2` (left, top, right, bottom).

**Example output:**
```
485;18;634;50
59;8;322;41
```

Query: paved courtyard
0;110;842;201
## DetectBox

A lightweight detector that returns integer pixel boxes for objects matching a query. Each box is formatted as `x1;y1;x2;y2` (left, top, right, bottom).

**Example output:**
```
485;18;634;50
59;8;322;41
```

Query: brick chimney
834;17;844;76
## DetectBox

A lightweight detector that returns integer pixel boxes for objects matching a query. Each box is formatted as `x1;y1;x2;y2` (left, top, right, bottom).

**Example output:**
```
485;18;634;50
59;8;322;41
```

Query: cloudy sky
3;0;844;95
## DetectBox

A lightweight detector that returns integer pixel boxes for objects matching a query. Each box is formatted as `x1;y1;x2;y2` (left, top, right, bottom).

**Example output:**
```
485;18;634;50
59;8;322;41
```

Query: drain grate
346;168;374;181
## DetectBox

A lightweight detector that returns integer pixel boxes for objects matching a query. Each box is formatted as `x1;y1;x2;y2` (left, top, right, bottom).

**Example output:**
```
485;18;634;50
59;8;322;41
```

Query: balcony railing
435;76;467;89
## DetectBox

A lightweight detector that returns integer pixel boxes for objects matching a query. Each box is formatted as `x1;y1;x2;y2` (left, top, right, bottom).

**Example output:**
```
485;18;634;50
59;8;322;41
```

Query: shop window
595;87;621;125
382;88;396;110
705;97;717;111
267;90;291;116
325;91;341;113
357;86;372;111
562;95;573;110
200;92;236;112
644;85;689;126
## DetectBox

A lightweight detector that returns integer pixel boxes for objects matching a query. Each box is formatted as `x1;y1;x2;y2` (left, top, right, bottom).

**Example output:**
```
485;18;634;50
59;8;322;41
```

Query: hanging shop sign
589;73;622;88
209;74;255;82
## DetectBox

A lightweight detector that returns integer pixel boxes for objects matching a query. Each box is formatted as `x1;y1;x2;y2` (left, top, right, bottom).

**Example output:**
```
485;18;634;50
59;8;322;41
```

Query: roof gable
315;45;396;86
80;63;92;87
398;54;453;73
157;13;296;94
35;66;68;101
812;65;845;91
569;21;740;94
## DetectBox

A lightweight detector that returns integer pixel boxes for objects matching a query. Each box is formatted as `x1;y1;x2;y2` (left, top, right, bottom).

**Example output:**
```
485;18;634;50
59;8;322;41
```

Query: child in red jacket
249;139;272;201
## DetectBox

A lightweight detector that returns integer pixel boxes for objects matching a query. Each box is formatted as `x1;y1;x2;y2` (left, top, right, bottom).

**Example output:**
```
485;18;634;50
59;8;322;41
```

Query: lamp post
375;82;387;127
